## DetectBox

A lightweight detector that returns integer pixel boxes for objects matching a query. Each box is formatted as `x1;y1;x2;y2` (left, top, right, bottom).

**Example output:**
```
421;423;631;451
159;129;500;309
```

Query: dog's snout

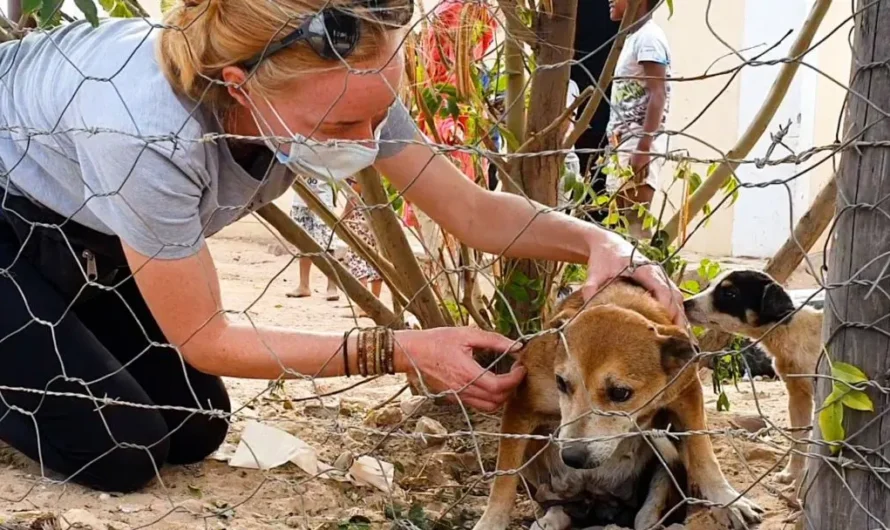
561;445;588;469
682;299;695;312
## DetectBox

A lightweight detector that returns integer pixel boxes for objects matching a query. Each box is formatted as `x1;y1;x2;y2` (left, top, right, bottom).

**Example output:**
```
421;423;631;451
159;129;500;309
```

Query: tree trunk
502;0;577;335
803;1;890;526
355;168;451;329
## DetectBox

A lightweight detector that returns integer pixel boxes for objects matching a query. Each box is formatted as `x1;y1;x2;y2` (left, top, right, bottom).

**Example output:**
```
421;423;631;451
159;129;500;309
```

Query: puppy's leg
473;402;542;530
530;506;572;530
776;377;814;487
672;383;763;529
634;465;674;530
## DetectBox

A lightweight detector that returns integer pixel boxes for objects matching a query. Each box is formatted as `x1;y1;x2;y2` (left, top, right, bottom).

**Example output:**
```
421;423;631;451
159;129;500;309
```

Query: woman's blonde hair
157;0;392;109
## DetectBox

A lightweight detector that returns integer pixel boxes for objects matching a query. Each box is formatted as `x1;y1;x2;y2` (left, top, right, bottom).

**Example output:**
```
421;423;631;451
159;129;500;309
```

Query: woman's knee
165;377;231;465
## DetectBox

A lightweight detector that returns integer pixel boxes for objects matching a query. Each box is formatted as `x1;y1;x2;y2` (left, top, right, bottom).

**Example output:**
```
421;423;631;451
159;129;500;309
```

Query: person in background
570;0;620;223
286;176;342;301
339;177;383;317
605;0;672;240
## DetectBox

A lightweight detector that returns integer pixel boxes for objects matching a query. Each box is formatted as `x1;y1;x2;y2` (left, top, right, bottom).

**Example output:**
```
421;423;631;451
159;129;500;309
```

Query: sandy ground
0;217;820;530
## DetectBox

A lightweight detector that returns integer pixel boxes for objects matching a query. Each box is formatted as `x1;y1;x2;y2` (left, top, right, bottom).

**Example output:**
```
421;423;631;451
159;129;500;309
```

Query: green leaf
841;389;874;412
421;87;443;117
446;97;460;121
38;0;62;24
494;74;508;94
505;283;529;303
666;0;674;17
512;270;530;286
716;391;730;412
98;0;133;18
161;0;177;13
832;362;869;386
819;397;845;455
680;280;701;294
74;0;100;26
21;0;43;15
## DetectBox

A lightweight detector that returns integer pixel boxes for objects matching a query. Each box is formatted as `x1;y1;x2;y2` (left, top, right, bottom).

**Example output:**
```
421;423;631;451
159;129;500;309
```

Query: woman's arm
375;142;685;325
375;144;608;263
122;241;525;410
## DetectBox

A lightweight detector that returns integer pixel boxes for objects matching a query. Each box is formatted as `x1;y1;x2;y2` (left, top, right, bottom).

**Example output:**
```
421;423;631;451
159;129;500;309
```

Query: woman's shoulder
8;18;210;159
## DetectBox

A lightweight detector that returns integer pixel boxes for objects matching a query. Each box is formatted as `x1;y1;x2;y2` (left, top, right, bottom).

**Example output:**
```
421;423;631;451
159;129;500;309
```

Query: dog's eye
607;386;633;403
556;375;570;394
722;286;739;299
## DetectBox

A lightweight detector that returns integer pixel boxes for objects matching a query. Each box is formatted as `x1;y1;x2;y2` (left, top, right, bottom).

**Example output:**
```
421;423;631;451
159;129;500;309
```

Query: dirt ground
0;218;820;530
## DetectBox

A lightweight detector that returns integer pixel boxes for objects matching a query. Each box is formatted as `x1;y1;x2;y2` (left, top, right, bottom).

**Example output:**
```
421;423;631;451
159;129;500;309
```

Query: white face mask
252;95;388;182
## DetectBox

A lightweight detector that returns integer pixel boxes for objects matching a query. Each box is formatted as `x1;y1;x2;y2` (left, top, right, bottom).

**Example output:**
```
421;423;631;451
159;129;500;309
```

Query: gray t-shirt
0;18;417;259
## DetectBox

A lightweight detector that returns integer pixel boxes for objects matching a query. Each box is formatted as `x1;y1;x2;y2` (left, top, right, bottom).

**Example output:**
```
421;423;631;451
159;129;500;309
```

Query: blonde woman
0;0;682;492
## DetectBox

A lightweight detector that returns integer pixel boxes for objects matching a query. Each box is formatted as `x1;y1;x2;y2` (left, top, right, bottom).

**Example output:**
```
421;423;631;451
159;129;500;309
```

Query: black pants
0;196;230;493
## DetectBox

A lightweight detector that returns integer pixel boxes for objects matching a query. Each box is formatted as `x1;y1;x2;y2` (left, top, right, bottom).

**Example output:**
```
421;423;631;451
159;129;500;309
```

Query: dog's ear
758;281;795;325
656;326;697;376
547;289;584;329
548;307;576;329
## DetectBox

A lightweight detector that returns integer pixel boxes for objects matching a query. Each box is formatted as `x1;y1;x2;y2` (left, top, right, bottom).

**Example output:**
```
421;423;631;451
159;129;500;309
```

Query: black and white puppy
683;269;822;488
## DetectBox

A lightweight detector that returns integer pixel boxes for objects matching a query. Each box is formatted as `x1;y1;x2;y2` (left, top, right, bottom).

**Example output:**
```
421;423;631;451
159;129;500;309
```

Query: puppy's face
683;269;795;334
548;304;695;470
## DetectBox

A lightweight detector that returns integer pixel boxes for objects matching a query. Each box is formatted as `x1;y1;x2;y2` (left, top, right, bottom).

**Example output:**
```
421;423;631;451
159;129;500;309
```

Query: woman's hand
582;231;686;327
395;327;526;412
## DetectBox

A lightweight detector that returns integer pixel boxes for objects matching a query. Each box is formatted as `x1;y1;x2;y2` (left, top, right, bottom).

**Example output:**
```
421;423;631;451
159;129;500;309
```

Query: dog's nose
561;445;588;469
682;299;695;312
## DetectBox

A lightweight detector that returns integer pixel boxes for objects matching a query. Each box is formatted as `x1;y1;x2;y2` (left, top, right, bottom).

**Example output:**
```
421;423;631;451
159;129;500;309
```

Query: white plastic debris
229;421;322;475
228;421;394;492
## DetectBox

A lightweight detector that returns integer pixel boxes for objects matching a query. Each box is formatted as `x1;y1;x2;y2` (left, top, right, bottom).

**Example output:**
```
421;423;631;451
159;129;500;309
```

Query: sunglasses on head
241;0;414;70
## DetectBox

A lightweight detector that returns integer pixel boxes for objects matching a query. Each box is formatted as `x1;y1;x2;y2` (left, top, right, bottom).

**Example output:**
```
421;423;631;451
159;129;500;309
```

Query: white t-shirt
606;19;672;139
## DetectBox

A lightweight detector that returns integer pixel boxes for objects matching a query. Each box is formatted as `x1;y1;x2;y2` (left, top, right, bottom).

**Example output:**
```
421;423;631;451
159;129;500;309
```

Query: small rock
415;416;448;447
364;406;403;427
333;451;355;472
729;414;768;433
754;375;764;382
118;504;143;514
98;493;111;501
400;396;428;417
745;446;778;463
435;451;480;477
60;509;105;530
285;515;301;528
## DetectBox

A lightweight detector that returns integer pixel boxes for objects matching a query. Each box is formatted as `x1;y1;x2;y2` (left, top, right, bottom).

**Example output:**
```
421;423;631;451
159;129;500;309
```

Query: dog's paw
471;513;510;530
529;506;571;530
775;466;800;486
702;483;764;529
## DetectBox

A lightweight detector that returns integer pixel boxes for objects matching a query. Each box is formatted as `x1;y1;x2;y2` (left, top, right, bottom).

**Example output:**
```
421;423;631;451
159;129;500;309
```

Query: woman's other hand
582;232;686;327
395;327;526;412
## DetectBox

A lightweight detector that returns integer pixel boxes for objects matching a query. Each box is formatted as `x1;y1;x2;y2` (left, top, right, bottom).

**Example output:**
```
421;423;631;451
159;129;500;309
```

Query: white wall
729;0;814;258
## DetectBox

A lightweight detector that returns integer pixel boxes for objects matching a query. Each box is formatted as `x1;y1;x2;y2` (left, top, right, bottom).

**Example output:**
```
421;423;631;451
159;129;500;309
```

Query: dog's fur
473;279;763;530
684;269;822;487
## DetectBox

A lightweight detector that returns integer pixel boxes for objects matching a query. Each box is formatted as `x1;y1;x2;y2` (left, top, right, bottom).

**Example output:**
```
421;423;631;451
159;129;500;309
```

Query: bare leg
287;258;313;298
325;273;340;301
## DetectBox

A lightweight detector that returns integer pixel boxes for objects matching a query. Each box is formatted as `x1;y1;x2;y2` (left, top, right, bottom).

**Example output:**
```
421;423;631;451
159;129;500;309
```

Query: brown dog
472;279;763;530
684;269;822;489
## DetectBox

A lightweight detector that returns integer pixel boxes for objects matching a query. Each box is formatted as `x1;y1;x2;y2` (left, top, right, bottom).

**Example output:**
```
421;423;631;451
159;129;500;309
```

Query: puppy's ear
656;326;697;376
758;282;795;325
